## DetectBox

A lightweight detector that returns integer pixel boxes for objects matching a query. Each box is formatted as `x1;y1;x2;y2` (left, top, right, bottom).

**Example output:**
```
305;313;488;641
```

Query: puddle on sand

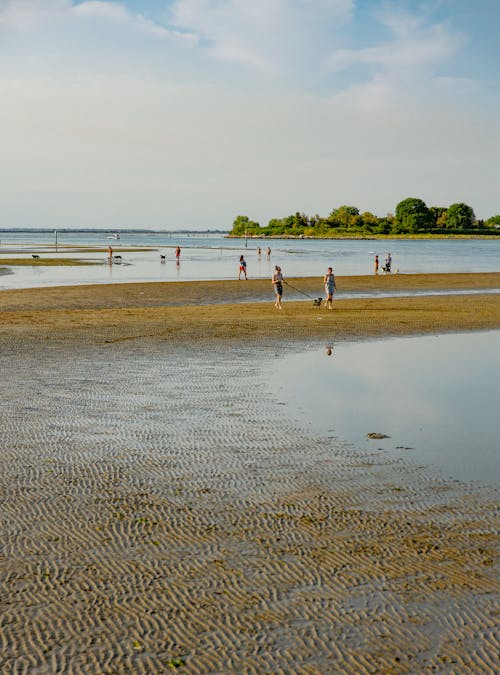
270;331;500;486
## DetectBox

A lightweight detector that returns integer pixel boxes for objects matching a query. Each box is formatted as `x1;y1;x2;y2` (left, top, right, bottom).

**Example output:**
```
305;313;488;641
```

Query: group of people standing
374;252;392;274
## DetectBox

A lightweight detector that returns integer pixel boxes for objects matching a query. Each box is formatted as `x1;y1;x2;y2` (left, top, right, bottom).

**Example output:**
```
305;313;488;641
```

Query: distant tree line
229;198;500;238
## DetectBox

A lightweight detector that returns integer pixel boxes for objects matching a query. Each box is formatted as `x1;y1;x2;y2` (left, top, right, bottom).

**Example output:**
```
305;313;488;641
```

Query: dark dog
32;254;40;259
113;255;122;263
312;297;323;308
160;255;166;262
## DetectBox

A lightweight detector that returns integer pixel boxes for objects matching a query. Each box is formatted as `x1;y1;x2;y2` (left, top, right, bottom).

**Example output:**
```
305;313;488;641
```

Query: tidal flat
0;275;499;672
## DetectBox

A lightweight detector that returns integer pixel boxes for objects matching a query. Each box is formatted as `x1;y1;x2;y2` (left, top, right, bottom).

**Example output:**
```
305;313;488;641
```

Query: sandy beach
1;273;499;673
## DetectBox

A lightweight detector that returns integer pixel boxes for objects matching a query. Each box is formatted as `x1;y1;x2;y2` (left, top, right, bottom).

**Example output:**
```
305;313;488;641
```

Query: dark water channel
271;331;500;486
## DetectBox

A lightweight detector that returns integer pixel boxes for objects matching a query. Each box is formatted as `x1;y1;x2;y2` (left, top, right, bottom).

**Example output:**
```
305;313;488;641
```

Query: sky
0;0;499;229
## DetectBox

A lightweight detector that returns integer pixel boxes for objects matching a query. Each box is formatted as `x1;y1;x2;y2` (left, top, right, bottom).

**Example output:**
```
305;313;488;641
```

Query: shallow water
1;338;497;672
1;230;500;289
271;331;500;486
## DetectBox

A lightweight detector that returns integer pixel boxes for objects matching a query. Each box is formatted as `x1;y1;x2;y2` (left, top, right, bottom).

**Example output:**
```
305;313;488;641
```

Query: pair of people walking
270;265;336;310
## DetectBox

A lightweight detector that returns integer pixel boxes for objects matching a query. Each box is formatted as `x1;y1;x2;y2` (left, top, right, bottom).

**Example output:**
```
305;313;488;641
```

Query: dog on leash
312;297;323;308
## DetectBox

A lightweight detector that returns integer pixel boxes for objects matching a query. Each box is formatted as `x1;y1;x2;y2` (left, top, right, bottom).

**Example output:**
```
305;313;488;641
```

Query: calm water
271;331;500;486
1;230;500;289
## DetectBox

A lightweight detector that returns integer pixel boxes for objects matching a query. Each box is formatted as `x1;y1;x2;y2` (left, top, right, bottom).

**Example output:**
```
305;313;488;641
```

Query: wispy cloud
329;6;466;102
169;0;354;74
0;0;196;43
73;1;197;42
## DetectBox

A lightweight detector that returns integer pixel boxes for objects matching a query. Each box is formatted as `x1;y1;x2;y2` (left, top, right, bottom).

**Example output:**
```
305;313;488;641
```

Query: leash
283;280;317;300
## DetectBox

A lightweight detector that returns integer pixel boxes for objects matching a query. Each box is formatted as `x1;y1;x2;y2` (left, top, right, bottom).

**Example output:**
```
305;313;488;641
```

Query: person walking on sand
374;254;379;275
272;265;283;309
108;245;113;261
238;254;248;280
175;246;181;260
257;246;262;257
324;266;336;310
266;246;271;259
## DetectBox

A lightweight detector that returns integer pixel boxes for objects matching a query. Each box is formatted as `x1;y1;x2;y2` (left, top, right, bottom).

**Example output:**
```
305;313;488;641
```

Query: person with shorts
272;265;283;309
238;255;247;280
324;267;336;309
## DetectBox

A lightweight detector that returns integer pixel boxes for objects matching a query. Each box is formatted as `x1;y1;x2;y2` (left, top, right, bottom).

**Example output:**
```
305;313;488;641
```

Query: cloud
0;0;195;43
169;0;354;74
73;1;196;41
330;25;463;72
328;7;466;104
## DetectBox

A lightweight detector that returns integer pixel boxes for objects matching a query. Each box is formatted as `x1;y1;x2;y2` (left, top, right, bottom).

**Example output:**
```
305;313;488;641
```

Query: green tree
376;219;392;235
328;205;360;229
429;206;447;228
395;198;433;232
486;215;500;229
361;211;379;228
231;215;260;236
446;203;476;230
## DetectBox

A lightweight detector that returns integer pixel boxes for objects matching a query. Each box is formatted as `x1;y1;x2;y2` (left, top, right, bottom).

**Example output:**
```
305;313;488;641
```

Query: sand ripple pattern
0;339;498;673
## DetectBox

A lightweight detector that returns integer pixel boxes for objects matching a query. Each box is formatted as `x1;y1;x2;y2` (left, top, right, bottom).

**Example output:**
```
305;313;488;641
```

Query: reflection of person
272;265;283;309
238;255;247;280
374;255;379;275
323;267;336;310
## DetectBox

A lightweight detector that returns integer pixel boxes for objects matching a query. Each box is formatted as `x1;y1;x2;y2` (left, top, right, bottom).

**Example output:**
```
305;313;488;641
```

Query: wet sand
0;274;499;673
1;271;499;313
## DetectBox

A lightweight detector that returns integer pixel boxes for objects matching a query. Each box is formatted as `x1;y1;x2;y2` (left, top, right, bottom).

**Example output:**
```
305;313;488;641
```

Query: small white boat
107;233;120;240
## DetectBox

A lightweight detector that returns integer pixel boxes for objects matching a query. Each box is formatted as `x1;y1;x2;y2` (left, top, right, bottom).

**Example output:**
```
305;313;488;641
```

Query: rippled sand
1;277;499;673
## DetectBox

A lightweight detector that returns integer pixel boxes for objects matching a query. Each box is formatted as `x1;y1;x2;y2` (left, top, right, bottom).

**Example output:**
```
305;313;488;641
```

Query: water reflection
271;331;500;485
